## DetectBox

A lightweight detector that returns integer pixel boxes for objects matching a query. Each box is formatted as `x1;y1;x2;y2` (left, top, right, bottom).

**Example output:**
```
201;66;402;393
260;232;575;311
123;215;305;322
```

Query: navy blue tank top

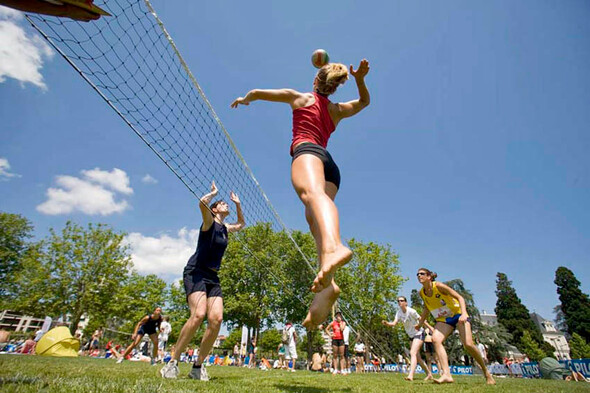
184;220;228;277
141;314;162;332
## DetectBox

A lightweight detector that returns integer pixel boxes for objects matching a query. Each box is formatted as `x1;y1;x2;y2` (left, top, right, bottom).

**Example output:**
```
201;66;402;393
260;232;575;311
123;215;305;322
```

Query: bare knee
299;188;324;206
189;311;206;325
208;315;223;329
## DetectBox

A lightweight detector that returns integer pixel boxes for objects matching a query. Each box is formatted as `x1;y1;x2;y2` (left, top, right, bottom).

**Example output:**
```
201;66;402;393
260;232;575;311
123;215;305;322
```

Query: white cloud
124;228;199;276
0;157;20;180
141;174;158;185
0;6;54;89
82;168;133;195
37;168;133;215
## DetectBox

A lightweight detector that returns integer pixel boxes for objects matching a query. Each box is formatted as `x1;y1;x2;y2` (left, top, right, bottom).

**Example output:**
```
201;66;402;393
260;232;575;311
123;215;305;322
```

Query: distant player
160;181;245;381
415;268;495;385
382;296;434;381
117;307;163;365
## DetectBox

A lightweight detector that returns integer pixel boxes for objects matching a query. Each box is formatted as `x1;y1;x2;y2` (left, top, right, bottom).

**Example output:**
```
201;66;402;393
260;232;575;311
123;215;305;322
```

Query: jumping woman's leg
291;154;352;293
302;280;341;329
194;296;223;366
172;291;207;362
432;322;454;384
457;321;495;385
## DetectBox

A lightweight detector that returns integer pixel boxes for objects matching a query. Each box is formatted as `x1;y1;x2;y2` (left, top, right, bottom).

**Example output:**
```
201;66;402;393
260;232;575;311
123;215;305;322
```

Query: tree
0;212;34;302
554;267;590;341
553;305;569;337
338;238;405;362
569;333;590;359
165;279;191;344
220;328;242;351
259;328;283;357
494;272;544;347
111;272;167;334
520;330;546;362
477;322;513;363
7;221;132;335
220;223;286;337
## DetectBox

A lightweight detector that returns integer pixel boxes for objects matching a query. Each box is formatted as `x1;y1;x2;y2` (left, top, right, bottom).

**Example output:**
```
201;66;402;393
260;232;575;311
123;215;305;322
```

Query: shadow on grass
274;383;352;393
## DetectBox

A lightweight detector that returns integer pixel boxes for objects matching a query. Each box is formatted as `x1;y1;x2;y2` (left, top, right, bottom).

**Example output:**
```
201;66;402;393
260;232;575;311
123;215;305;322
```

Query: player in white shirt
158;316;172;361
284;322;298;372
382;296;434;381
342;323;351;374
353;340;365;373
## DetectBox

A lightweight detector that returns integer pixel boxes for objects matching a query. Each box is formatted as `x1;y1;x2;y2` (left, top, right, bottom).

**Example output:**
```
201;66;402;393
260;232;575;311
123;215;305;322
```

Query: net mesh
25;0;394;361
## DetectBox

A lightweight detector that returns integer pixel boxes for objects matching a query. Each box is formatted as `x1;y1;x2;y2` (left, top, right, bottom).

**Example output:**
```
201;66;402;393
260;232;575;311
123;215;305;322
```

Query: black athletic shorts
332;338;344;347
292;142;341;189
183;271;223;299
137;326;157;336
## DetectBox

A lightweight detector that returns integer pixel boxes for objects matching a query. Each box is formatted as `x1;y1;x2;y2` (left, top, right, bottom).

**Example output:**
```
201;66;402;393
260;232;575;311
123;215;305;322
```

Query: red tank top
290;92;336;155
332;320;343;340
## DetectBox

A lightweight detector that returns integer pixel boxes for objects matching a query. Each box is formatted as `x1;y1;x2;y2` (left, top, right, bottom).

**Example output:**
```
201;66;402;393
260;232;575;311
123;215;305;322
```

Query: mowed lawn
1;355;589;393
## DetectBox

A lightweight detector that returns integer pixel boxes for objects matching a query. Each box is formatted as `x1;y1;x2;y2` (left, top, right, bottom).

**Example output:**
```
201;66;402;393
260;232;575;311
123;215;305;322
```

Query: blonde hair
315;63;349;96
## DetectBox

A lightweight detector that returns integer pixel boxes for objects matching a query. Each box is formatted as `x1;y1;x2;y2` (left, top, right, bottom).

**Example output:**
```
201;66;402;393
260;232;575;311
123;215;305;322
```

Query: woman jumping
231;59;370;327
160;181;245;381
415;268;495;385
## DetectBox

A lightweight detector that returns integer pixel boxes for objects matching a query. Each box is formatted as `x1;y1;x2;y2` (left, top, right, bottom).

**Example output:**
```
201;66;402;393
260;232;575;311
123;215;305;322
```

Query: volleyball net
26;0;395;361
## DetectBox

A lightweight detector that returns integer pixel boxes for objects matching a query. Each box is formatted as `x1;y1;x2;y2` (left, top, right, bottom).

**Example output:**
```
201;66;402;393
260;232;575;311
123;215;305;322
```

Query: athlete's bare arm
436;282;469;322
226;192;245;233
231;89;309;110
199;181;219;231
332;59;371;122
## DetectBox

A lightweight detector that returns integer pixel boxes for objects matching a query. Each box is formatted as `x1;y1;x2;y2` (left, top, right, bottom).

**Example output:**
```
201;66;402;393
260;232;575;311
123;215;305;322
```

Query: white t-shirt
354;343;365;353
342;325;350;345
477;343;486;358
395;307;423;337
287;325;296;346
158;321;172;341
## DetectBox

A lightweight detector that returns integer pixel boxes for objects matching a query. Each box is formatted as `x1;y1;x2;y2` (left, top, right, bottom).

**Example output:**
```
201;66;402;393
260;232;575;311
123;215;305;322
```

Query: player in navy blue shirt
161;181;245;380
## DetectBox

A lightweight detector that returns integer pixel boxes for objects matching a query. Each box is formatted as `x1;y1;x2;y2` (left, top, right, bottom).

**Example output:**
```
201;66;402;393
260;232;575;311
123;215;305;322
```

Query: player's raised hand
350;59;370;80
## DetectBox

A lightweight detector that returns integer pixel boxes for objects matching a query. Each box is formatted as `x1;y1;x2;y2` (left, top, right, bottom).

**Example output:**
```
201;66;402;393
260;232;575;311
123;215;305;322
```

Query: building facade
530;312;570;360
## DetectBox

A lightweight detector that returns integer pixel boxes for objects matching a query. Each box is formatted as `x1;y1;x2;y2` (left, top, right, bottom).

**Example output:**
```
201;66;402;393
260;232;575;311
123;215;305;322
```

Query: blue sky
1;0;589;324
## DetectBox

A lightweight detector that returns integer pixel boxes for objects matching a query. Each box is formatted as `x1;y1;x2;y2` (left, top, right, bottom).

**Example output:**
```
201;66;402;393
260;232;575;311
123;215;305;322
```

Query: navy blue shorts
183;272;223;299
443;314;471;329
292;143;341;189
137;326;157;336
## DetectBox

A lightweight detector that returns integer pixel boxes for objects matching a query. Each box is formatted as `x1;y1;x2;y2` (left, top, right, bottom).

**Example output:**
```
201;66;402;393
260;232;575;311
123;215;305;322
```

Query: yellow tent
36;326;80;357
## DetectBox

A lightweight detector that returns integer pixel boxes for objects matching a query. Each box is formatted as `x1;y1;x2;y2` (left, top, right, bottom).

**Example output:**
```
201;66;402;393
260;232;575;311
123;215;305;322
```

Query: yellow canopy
36;326;80;357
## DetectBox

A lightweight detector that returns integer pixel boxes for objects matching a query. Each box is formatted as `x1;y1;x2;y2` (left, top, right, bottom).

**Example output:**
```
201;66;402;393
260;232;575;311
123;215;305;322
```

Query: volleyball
311;49;330;69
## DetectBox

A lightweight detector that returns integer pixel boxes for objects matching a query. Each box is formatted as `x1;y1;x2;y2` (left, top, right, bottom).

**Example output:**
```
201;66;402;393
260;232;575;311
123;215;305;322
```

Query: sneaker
116;358;124;364
160;360;179;379
188;364;209;381
151;359;157;366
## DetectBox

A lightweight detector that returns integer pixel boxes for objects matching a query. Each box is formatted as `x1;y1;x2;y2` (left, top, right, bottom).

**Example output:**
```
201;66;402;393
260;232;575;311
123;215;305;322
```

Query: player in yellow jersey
415;268;495;385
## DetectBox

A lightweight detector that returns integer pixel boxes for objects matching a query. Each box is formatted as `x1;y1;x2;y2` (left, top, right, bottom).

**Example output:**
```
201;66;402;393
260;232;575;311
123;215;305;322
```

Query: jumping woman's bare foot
434;376;454;384
303;281;341;329
424;374;433;381
405;376;413;381
311;246;352;293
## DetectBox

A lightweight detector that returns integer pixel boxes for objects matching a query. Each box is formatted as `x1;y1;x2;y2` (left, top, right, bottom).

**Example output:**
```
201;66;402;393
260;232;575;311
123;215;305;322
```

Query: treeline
2;211;589;362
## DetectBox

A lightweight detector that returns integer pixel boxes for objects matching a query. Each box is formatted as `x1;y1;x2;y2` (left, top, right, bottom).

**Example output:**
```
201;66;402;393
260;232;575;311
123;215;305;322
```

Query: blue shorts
443;314;471;329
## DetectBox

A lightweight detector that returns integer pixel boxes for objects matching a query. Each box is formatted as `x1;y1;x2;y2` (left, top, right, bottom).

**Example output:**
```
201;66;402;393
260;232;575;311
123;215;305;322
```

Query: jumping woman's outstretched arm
332;59;371;123
199;181;219;230
231;89;307;110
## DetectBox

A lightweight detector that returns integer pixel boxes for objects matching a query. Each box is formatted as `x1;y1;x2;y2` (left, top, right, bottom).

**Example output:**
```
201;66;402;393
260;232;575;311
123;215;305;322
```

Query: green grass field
1;355;589;393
